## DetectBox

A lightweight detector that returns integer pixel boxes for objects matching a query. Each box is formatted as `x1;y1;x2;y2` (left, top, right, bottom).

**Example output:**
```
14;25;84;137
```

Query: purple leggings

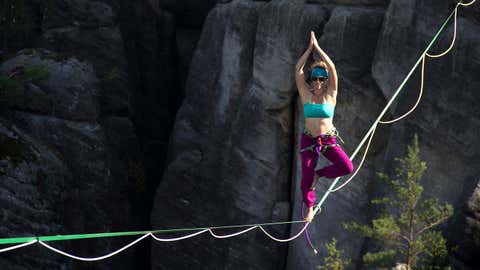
300;133;353;207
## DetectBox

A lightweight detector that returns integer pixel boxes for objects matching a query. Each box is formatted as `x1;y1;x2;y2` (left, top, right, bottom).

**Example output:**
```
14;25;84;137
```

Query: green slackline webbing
0;220;306;245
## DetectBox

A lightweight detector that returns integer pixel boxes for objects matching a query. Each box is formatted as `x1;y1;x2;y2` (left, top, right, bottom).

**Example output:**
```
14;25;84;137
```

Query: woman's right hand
309;31;315;49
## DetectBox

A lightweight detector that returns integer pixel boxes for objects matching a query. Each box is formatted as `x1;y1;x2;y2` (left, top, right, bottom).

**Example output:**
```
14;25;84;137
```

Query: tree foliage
317;238;351;270
343;135;453;269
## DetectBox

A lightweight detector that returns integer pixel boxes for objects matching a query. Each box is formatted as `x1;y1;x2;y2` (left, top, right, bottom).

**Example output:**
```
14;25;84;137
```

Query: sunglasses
311;77;326;82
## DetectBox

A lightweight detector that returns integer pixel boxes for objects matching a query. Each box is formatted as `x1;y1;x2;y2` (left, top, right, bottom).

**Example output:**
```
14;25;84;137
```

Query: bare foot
304;206;315;222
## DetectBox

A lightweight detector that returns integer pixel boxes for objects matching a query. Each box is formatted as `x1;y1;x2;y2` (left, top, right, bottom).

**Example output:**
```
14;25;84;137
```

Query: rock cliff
1;0;141;269
151;0;480;269
0;49;136;270
1;0;216;269
0;0;479;269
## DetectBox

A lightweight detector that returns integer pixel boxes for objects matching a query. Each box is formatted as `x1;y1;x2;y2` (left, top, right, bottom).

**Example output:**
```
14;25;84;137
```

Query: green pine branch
344;134;453;269
317;238;351;270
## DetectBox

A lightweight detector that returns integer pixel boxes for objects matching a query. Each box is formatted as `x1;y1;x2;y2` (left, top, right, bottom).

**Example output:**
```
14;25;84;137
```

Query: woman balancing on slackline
295;31;353;222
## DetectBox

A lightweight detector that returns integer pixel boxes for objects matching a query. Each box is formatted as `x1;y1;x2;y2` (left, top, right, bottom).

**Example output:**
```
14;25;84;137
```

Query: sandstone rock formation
0;49;136;270
151;0;480;269
151;0;388;269
1;0;142;269
1;0;479;270
1;0;212;269
373;1;480;268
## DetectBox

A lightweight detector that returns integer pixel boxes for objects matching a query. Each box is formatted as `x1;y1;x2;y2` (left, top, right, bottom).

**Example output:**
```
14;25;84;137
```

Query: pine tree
316;238;351;270
344;135;453;270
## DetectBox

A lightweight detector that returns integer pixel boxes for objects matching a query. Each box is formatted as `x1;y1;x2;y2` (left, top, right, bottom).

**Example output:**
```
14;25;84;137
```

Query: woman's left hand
311;31;320;49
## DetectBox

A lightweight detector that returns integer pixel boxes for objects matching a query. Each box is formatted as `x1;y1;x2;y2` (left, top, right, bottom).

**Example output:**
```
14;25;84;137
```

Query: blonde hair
310;60;327;70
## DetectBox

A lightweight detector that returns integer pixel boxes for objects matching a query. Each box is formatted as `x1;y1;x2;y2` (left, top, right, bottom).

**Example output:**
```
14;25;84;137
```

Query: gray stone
151;2;267;270
42;0;130;116
1;50;99;121
372;0;480;268
42;0;116;30
2;0;480;269
0;50;136;270
152;0;480;269
0;122;68;270
151;1;388;269
320;6;385;78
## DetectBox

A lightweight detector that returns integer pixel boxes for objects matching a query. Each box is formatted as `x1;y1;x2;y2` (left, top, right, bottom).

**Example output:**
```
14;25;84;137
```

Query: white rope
379;55;426;124
150;229;209;242
330;123;378;192
258;223;309;243
458;0;476;6
208;226;258;239
38;233;150;262
426;7;458;58
0;240;38;253
335;0;476;188
427;0;479;58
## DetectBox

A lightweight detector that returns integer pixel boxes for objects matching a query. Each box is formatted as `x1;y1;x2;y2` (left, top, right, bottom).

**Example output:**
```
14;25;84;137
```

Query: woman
295;31;353;222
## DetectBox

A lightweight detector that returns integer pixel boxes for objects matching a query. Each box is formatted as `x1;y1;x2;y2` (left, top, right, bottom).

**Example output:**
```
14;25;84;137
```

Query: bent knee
341;160;354;175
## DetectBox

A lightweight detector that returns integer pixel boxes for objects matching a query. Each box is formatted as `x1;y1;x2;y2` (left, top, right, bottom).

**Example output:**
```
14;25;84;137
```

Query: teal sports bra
303;96;335;118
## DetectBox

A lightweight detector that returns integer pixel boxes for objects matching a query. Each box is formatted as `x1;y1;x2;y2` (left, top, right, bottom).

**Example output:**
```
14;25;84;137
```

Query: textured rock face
41;0;130;116
461;183;480;266
0;50;135;270
151;1;387;269
2;0;206;268
1;0;479;269
151;2;271;269
152;0;480;270
1;51;100;120
373;0;480;267
2;0;215;268
0;121;68;270
1;0;145;269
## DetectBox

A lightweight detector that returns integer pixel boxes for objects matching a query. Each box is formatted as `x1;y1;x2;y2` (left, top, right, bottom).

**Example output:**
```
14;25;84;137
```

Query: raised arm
295;36;314;103
311;32;338;96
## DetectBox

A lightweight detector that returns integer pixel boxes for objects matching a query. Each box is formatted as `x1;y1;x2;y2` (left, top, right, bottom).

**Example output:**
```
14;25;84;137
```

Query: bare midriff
305;117;334;137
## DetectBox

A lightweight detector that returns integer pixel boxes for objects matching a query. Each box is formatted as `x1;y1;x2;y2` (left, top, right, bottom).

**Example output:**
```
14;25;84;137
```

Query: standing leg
301;148;318;222
300;134;319;208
